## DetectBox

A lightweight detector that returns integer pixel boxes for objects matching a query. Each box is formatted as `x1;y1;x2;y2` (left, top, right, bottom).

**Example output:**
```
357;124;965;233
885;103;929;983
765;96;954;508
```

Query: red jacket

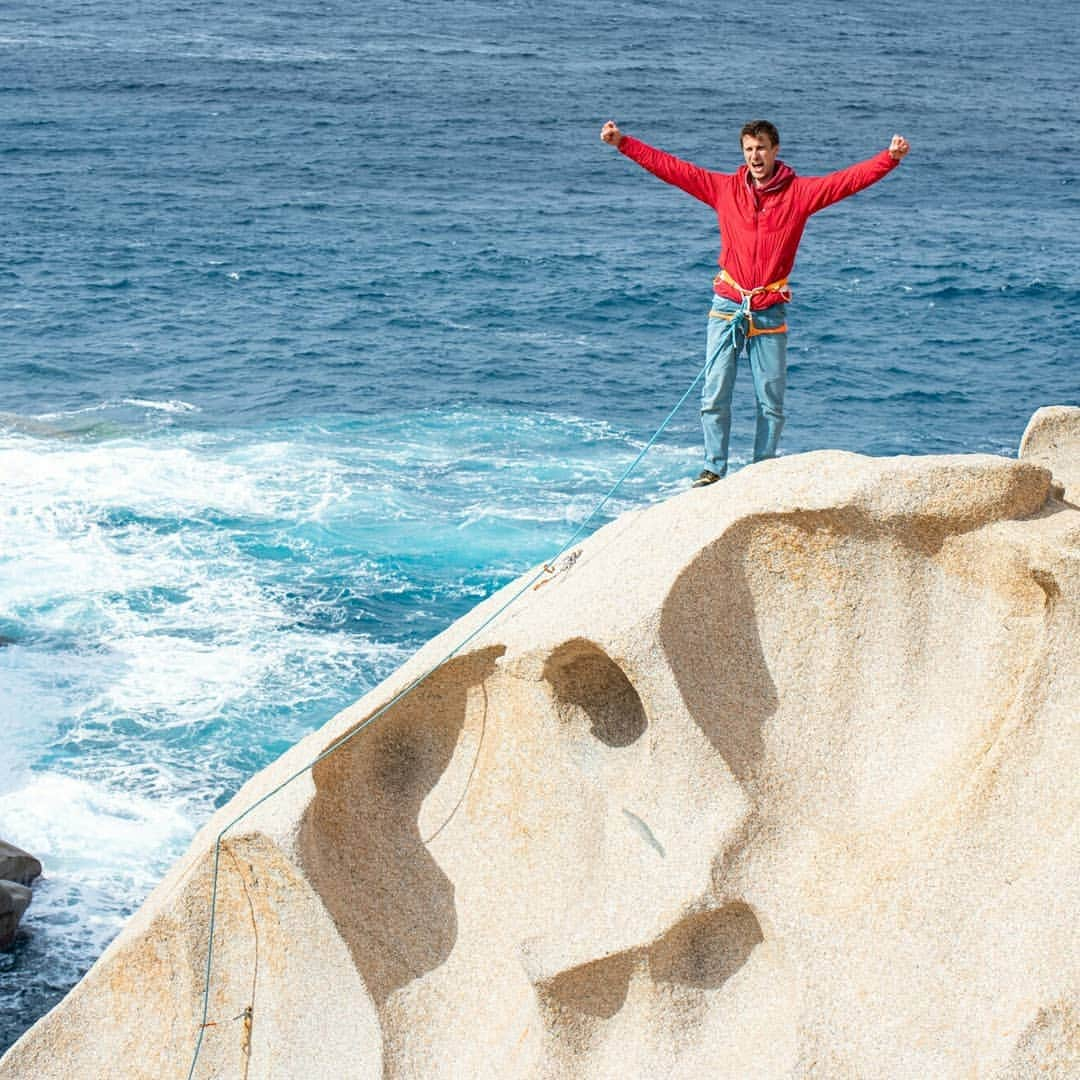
619;135;900;309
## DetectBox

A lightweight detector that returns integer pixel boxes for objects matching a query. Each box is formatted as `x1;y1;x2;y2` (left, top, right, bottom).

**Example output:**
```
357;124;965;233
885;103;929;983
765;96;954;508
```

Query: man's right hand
601;120;623;147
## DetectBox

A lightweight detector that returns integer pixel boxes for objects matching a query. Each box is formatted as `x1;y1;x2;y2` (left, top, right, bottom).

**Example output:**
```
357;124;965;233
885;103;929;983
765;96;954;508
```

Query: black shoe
692;469;721;488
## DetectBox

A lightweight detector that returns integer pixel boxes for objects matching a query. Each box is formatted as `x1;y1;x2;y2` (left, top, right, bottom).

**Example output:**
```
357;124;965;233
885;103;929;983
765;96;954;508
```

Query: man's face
742;133;779;185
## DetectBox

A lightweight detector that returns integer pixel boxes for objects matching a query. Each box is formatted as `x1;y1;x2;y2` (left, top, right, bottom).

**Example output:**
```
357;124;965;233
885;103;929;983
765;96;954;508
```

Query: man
601;119;910;486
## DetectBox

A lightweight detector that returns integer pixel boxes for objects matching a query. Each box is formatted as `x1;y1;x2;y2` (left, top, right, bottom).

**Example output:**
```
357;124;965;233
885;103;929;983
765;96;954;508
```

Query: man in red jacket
601;119;910;486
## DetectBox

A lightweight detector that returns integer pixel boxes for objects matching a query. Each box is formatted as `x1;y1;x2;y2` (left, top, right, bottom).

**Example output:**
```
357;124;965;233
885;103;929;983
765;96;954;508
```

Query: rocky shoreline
0;841;41;950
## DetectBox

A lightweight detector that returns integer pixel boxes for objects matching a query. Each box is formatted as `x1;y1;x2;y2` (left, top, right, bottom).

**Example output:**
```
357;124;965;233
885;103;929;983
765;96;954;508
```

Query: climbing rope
185;299;753;1078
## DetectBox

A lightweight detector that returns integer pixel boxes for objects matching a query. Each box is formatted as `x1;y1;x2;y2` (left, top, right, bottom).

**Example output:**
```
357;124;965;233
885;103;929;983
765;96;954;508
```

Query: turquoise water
1;0;1077;1050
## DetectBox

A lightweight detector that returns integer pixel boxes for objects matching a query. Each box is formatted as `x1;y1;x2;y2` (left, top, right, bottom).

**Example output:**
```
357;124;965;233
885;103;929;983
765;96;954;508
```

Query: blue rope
185;302;749;1078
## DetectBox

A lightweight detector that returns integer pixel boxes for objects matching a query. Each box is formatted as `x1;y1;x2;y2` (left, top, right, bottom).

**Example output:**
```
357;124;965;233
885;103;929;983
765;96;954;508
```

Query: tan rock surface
3;416;1078;1079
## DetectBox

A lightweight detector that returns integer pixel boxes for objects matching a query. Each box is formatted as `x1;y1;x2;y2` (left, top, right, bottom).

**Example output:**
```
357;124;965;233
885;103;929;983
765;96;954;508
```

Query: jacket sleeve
797;149;900;215
618;135;721;206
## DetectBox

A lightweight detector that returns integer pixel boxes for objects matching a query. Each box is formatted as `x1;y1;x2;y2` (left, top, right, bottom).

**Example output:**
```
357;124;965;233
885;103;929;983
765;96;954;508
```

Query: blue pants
701;294;788;477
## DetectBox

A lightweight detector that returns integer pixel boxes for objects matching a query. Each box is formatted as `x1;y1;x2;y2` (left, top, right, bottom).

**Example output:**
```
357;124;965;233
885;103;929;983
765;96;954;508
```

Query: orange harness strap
713;268;792;300
707;309;788;336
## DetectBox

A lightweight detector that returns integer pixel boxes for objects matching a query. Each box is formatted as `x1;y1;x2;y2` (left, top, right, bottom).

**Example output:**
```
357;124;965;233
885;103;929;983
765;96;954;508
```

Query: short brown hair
740;120;779;147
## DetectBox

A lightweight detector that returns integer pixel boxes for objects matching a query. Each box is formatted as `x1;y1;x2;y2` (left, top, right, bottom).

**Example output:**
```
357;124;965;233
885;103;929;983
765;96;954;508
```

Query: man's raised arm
599;119;719;207
799;134;911;216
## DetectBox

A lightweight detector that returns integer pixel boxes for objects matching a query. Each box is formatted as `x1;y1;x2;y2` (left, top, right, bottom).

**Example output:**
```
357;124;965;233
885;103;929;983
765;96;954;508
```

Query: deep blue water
1;0;1077;1053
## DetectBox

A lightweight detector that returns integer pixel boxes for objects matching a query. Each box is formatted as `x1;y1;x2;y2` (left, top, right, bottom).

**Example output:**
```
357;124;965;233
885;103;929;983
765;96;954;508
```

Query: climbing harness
709;269;791;336
186;300;752;1079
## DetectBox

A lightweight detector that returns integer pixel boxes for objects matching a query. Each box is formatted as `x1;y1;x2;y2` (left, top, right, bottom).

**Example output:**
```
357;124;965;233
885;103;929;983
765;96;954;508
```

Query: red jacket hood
741;159;796;194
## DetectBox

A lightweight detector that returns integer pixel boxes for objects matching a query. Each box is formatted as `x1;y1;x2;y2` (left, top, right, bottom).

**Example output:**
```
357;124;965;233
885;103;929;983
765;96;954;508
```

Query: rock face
3;418;1078;1079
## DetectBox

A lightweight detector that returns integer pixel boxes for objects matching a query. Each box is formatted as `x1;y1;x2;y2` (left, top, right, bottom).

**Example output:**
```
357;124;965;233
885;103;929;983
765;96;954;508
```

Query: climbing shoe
692;470;721;488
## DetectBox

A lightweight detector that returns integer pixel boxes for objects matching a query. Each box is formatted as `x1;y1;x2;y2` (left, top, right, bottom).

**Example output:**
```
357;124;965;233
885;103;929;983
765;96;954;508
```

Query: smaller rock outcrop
1020;405;1080;503
0;841;42;949
0;841;42;887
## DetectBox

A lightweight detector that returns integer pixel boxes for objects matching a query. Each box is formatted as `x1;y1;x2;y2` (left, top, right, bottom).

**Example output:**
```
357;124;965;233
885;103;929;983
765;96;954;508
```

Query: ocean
1;0;1076;1052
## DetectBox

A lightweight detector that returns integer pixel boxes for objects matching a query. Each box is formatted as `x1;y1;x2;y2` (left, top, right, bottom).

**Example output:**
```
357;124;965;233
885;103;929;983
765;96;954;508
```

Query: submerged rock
2;409;1078;1078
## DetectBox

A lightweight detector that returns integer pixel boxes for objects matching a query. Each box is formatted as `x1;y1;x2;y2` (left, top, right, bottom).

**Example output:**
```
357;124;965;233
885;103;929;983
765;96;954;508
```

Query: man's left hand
889;134;911;161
